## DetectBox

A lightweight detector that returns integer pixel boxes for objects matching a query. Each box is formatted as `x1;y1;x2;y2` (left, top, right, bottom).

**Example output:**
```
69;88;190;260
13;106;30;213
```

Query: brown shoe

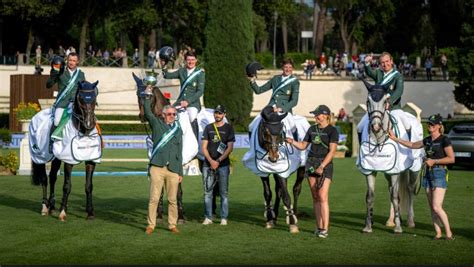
169;227;180;234
145;226;154;235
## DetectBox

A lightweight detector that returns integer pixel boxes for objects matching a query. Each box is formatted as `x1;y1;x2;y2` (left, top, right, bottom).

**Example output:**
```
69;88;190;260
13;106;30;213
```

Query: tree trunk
25;26;34;62
282;19;288;54
138;34;145;67
339;18;350;53
259;38;268;53
79;15;89;65
314;0;327;57
148;29;156;50
351;41;358;56
312;0;319;51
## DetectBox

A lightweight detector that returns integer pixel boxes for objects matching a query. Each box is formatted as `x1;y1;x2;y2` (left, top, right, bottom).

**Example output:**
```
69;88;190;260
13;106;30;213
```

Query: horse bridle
73;89;97;133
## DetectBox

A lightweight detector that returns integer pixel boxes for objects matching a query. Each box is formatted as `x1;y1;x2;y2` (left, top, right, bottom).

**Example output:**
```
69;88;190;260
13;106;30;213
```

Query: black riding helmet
159;46;175;64
246;61;264;77
51;56;65;75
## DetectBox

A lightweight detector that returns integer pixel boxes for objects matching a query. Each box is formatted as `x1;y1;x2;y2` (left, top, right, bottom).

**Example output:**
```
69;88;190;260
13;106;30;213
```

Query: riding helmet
159;46;175;64
50;56;65;74
246;61;264;77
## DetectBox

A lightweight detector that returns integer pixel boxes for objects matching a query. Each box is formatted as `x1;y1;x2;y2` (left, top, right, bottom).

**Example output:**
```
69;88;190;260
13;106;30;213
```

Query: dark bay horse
32;80;100;221
257;106;299;233
133;72;187;223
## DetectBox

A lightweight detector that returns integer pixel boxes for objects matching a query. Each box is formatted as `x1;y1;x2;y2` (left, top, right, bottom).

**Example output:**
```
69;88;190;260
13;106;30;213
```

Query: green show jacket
46;69;85;108
163;67;205;111
143;98;183;176
250;75;299;113
364;64;404;110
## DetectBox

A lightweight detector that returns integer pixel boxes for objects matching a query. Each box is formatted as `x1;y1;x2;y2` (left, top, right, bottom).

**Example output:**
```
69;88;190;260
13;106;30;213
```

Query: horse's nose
371;123;380;132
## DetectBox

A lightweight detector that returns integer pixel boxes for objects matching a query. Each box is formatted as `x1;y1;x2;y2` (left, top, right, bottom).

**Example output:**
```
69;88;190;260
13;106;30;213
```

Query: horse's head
74;80;98;135
259;106;287;163
133;72;169;122
361;78;391;144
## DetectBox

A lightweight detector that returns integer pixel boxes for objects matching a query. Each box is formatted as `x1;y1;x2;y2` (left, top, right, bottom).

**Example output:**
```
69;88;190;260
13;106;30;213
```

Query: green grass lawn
1;149;473;264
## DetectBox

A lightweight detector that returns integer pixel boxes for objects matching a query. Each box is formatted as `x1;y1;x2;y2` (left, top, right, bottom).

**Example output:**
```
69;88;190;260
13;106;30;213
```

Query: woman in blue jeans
389;114;455;240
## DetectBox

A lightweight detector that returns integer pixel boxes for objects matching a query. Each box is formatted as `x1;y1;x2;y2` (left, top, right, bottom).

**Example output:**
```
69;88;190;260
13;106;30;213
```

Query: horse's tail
398;170;409;215
31;161;47;186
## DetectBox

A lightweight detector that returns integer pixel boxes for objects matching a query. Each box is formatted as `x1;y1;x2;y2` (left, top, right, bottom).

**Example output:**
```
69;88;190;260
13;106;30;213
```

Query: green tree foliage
451;0;474;110
0;0;64;55
204;0;254;129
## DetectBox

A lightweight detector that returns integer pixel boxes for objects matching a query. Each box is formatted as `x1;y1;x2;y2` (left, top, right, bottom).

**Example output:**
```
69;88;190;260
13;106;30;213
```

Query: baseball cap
215;104;226;113
310;105;331;116
428;114;442;125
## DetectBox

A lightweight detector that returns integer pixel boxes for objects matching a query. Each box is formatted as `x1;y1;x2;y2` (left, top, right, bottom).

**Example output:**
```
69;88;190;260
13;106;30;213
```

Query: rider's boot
357;132;362;144
191;119;199;140
406;128;412;140
49;125;57;153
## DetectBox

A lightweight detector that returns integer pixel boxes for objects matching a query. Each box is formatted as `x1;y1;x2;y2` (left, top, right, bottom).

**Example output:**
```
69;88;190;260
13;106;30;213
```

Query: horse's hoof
156;218;163;224
407;222;416;228
41;204;49;216
177;219;185;225
385;220;396;227
394;227;403;234
289;225;299;234
59;210;67;222
265;221;274;229
86;213;95;220
362;227;373;233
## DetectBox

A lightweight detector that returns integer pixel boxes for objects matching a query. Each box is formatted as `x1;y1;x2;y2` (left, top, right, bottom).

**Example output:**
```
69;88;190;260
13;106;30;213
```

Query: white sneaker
220;219;228;226
202;218;213;225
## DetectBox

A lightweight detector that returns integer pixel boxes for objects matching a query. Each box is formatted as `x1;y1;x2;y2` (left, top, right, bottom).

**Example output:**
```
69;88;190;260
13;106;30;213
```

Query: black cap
428;114;442;125
310;105;331;116
215;104;226;113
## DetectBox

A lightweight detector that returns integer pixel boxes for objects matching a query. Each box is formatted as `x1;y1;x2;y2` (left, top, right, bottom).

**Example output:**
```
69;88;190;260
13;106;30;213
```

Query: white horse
356;79;424;233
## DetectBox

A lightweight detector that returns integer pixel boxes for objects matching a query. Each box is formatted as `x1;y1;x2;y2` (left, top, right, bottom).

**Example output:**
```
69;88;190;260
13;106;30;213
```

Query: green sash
53;68;81;109
177;69;203;100
270;76;297;100
150;121;180;159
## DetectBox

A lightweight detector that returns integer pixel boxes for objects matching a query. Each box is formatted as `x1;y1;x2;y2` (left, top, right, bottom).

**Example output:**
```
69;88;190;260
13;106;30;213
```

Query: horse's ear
92;80;99;88
361;79;373;91
132;72;142;85
381;83;390;93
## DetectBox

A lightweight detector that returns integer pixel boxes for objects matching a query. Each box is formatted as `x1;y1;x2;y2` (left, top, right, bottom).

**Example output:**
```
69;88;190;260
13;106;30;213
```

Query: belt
432;164;446;168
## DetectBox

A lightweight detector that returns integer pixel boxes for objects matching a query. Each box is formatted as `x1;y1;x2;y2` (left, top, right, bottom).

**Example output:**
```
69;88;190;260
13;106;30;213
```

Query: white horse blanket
29;108;102;165
242;114;310;178
357;111;424;175
146;109;198;165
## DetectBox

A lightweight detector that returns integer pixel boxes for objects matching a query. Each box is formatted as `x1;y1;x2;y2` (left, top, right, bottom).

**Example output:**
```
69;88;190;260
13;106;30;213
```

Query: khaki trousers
147;166;180;229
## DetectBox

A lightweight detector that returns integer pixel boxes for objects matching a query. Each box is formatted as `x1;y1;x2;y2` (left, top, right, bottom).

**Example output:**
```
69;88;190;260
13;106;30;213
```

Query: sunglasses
165;113;176;116
214;111;224;115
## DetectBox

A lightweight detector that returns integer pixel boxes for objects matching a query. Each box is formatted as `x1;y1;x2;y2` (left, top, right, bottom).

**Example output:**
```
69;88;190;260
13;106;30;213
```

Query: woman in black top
286;105;339;238
389;114;455;240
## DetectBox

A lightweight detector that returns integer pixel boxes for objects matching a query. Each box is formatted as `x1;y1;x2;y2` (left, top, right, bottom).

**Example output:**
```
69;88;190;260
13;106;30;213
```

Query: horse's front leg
85;161;96;220
275;175;299;234
385;173;402;233
59;162;74;222
292;167;306;215
48;158;61;214
260;176;275;228
363;172;376;233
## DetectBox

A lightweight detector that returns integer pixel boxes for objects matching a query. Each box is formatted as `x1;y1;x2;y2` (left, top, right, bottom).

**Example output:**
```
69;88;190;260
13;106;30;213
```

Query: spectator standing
35;45;42;65
425;57;433;81
440;53;448;81
58;45;65;58
320;52;327;73
103;49;110;66
132;48;140;67
147;48;155;68
201;105;235;226
47;48;54;61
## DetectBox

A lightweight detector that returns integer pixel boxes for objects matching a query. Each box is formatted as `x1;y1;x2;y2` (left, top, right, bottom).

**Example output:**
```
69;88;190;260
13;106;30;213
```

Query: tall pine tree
204;0;254;129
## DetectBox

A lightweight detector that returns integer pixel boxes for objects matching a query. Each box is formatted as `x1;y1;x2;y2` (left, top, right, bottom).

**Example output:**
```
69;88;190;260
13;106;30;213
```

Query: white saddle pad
242;115;305;178
356;111;424;175
53;119;102;165
29;108;54;164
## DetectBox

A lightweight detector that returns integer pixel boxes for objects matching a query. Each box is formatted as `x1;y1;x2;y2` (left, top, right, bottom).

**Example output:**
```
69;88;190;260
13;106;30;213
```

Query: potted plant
13;102;40;132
